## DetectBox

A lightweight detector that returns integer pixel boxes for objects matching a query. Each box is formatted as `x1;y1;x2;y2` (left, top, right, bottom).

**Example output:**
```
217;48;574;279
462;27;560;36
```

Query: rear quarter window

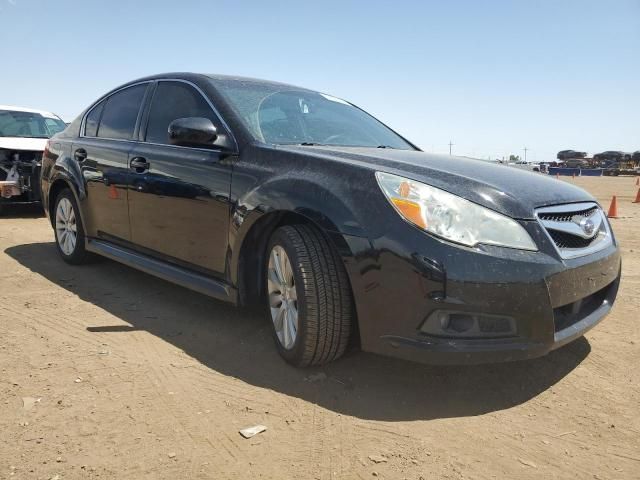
84;101;104;137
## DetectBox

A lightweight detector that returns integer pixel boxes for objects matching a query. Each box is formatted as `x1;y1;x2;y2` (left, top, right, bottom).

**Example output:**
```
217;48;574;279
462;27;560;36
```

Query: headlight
375;172;537;251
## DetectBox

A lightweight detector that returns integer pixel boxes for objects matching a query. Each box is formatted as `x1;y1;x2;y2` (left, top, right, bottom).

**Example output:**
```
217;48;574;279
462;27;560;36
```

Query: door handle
130;156;150;173
74;148;87;162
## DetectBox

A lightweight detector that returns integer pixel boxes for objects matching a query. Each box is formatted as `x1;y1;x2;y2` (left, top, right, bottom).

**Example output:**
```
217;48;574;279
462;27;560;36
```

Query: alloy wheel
267;245;298;350
55;197;77;256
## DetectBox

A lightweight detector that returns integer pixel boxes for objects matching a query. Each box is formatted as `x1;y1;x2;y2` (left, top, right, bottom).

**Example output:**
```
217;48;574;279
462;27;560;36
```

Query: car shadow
5;242;591;422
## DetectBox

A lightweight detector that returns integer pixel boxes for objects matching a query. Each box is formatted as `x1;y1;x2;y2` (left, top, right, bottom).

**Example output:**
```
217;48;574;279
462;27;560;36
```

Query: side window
84;100;104;137
145;81;215;145
97;84;147;140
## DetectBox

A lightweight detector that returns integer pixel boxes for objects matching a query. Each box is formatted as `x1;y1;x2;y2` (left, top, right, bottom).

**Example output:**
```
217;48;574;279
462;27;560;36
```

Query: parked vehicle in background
592;151;638;176
594;151;631;162
0;105;66;214
508;161;542;172
41;73;621;367
564;158;591;168
536;163;551;173
603;159;640;176
557;150;587;160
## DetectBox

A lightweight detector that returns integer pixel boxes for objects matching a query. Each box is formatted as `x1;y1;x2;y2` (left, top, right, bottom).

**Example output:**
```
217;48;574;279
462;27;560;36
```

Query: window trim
80;81;152;141
80;78;238;153
139;78;238;153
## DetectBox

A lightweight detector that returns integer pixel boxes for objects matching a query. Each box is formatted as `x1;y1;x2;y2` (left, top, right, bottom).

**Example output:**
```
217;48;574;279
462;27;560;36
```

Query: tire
53;188;91;265
265;224;353;367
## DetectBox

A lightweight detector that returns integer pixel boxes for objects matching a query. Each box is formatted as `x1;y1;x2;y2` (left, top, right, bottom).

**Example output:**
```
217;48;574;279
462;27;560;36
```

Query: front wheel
266;225;353;367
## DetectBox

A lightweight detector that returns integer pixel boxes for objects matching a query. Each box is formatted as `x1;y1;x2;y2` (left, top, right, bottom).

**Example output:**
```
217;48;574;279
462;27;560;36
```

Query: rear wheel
53;189;91;264
266;225;353;367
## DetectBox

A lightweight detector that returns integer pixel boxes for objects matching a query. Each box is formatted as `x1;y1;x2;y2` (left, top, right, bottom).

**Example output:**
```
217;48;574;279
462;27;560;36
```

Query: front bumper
341;217;621;365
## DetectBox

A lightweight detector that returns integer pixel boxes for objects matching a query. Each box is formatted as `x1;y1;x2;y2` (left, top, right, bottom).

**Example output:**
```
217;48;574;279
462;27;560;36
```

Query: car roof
204;73;311;90
123;72;313;92
0;104;62;119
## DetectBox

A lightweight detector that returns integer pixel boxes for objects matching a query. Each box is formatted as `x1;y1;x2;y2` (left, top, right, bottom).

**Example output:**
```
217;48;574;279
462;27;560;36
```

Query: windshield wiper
277;142;326;146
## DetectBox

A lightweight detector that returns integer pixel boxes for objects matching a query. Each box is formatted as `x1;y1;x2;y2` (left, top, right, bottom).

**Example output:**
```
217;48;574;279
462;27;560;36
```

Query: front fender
228;173;378;346
228;175;369;280
237;176;367;236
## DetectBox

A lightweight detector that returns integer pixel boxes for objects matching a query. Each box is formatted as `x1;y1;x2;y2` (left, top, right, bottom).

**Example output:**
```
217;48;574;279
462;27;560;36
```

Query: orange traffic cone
633;188;640;204
607;196;619;218
108;184;118;200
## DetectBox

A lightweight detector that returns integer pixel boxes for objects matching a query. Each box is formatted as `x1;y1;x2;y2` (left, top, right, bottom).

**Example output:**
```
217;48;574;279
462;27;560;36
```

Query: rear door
126;80;233;276
73;83;149;242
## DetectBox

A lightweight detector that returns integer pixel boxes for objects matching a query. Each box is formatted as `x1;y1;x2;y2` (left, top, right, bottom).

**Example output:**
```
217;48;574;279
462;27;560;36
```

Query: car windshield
212;79;415;150
0;110;66;138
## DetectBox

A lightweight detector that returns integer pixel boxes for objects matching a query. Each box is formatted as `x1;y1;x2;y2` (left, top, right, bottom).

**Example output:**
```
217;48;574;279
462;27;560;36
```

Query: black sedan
557;150;587;160
41;73;621;366
594;151;631;162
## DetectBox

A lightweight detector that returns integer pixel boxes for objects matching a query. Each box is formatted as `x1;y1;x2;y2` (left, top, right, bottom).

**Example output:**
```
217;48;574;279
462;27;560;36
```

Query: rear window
96;84;147;140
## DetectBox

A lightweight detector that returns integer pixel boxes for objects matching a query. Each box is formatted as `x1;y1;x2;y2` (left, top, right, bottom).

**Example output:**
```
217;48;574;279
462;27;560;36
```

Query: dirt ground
1;176;638;480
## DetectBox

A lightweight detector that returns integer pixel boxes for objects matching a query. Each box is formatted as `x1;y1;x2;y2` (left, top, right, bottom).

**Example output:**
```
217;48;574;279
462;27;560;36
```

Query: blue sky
1;0;638;161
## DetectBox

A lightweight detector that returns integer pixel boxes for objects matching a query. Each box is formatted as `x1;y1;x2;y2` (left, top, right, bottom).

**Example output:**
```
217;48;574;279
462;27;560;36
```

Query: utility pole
523;147;528;163
448;141;454;155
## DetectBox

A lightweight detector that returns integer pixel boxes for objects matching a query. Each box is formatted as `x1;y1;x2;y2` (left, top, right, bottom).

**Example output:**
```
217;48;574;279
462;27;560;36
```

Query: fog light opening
421;310;516;339
448;313;475;333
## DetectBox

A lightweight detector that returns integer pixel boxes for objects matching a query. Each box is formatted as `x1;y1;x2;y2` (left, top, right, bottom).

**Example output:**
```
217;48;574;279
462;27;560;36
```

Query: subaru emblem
579;217;596;237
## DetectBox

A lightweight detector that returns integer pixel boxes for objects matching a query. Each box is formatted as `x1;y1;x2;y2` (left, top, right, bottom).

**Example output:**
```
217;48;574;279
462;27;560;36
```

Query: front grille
538;206;598;222
548;229;597;249
536;202;611;259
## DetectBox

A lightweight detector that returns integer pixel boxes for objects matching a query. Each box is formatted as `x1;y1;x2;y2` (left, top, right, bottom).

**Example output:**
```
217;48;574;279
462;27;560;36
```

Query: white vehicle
0;105;66;213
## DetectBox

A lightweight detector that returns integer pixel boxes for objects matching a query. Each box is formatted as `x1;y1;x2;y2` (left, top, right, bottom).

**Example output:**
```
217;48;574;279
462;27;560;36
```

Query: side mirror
168;117;218;148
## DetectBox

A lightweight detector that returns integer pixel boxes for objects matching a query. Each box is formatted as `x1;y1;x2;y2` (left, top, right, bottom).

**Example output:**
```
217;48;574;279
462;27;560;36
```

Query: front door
126;80;233;276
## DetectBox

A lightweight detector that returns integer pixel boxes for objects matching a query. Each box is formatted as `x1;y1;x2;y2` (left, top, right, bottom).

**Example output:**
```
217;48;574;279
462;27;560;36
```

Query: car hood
0;137;47;151
277;145;596;220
